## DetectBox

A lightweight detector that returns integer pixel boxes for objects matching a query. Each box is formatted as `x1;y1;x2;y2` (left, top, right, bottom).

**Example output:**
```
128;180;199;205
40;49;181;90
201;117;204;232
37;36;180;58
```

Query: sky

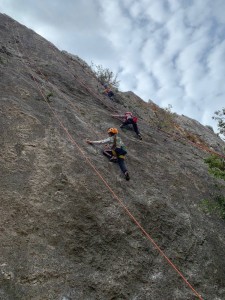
1;0;225;132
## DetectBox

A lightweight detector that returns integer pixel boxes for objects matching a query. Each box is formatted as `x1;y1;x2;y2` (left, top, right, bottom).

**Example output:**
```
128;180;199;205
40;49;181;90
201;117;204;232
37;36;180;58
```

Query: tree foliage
90;62;120;89
201;195;225;220
213;108;225;136
204;154;225;180
203;155;225;219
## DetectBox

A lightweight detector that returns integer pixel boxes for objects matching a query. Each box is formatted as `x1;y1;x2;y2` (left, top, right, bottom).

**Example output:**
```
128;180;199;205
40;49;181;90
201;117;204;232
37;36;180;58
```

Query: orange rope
11;23;203;299
50;51;225;162
46;43;117;114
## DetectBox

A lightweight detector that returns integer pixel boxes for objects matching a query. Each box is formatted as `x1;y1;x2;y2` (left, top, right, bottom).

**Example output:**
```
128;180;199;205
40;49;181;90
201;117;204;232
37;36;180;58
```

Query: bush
213;108;225;138
90;62;120;89
203;155;225;219
204;154;225;180
154;104;175;132
201;195;225;219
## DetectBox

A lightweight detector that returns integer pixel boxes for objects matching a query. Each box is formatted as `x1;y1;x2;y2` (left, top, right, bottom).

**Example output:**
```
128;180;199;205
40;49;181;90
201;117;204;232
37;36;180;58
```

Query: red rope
59;53;225;162
12;24;204;300
46;43;117;114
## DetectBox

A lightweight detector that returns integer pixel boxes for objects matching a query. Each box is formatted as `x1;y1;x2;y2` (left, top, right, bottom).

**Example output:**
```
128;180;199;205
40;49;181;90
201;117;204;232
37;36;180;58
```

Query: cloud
145;0;170;24
1;0;225;131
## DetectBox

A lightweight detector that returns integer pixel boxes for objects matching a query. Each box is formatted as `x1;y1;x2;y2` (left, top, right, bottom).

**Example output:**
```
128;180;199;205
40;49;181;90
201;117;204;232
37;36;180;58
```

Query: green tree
213;108;225;136
91;62;120;89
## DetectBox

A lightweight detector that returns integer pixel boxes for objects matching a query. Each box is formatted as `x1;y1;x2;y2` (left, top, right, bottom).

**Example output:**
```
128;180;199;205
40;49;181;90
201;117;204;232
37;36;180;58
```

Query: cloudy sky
1;0;225;131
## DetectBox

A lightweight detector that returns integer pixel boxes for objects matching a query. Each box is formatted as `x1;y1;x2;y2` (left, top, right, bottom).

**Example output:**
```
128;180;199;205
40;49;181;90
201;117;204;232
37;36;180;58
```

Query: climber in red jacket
112;112;142;139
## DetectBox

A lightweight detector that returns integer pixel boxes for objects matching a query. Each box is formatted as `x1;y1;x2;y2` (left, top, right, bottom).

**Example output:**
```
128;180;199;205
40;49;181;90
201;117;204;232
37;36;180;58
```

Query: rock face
1;13;225;300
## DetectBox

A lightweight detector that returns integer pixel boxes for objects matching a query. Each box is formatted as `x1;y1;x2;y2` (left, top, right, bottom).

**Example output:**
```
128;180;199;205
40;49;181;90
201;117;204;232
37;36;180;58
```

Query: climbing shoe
125;171;130;181
138;134;142;140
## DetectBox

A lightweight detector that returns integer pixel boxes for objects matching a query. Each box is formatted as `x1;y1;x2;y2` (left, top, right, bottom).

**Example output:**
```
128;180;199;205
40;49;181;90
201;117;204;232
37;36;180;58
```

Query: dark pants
103;149;128;174
121;119;140;135
108;91;114;98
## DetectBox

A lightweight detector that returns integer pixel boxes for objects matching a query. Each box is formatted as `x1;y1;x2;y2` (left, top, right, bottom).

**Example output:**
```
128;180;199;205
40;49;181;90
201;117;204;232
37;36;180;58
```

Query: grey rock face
1;13;225;300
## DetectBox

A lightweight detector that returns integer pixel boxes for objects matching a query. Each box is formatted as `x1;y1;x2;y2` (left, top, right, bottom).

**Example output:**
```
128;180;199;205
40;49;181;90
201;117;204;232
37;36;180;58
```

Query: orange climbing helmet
107;127;118;134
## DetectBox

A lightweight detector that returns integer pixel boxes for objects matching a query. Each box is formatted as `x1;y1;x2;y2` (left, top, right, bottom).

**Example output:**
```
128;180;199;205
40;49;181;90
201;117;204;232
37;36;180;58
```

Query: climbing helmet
107;127;118;134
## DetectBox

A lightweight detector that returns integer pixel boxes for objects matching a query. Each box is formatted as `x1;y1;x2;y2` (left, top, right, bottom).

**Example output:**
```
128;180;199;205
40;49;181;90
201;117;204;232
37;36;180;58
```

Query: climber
86;128;130;180
102;83;115;100
112;112;142;140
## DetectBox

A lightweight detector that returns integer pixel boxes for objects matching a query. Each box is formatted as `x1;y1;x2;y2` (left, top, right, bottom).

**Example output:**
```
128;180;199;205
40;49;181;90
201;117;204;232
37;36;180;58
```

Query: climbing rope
10;21;204;299
39;39;225;162
15;26;151;149
46;42;118;114
14;28;110;142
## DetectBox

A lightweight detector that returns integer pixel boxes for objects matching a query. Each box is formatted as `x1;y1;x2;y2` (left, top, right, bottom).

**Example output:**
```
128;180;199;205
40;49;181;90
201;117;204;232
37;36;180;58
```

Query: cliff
1;13;225;300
